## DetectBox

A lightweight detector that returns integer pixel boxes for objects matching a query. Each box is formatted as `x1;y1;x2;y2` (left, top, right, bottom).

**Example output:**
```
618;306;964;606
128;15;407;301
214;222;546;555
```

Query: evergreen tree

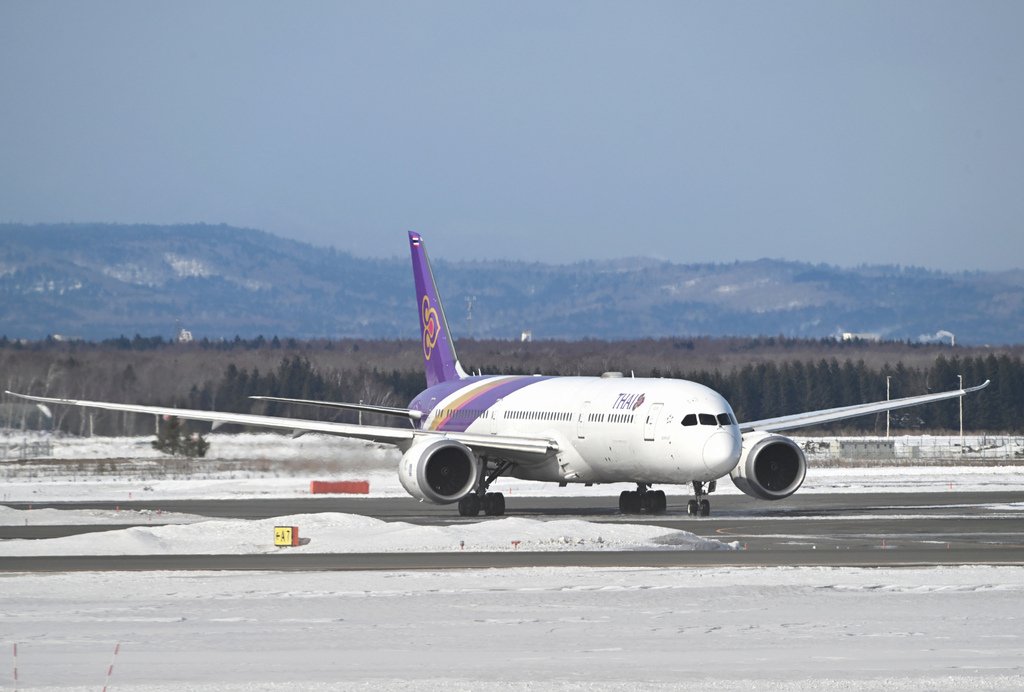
152;416;209;457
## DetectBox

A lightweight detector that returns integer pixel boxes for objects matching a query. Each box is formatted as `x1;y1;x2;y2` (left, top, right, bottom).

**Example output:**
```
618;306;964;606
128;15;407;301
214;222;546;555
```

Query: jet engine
398;437;481;504
730;431;807;501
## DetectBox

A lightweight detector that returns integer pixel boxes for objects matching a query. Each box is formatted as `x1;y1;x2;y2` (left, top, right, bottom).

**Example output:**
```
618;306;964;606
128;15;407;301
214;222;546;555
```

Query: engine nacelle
730;431;807;501
398;438;481;504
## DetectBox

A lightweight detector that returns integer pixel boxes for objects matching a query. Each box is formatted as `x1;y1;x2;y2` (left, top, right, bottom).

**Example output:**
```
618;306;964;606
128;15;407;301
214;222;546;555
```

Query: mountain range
1;223;1021;345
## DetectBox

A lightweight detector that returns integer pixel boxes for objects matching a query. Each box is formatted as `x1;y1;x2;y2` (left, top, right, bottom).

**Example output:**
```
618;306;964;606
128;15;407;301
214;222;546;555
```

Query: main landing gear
686;480;715;517
457;492;505;517
457;461;512;517
618;484;667;515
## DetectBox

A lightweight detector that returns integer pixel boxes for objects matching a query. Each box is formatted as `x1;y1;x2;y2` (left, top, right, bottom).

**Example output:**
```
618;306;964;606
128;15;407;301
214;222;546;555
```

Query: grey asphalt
3;491;1023;571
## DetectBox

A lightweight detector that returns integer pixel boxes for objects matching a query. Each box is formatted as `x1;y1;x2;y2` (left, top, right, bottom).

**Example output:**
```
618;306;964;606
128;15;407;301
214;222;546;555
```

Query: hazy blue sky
2;2;1021;271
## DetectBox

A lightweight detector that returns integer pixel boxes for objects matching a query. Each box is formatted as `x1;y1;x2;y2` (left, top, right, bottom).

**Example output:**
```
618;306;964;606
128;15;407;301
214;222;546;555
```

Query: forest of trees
1;335;1021;436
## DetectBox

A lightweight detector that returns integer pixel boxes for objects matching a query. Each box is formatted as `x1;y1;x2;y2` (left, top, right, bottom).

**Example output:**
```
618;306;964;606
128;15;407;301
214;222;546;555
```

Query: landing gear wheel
641;490;667;514
630;492;642;513
652;490;667;514
483;492;506;516
458;494;481;517
458;459;514;517
618;490;642;514
689;481;714;518
641;492;654;513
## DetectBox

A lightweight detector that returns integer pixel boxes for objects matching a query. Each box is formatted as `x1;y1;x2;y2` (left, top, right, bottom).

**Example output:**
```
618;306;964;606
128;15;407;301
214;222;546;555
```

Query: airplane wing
738;380;990;433
3;392;558;457
249;395;422;422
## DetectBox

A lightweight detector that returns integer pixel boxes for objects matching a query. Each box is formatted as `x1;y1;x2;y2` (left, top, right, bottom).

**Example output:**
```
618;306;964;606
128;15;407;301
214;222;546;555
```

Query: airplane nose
703;431;740;475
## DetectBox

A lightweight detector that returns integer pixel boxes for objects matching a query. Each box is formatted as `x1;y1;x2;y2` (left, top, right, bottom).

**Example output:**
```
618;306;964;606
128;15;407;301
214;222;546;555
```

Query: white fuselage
416;376;743;486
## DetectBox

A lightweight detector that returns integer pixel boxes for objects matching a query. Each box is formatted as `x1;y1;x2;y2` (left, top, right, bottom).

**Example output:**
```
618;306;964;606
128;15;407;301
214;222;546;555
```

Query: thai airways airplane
7;232;989;517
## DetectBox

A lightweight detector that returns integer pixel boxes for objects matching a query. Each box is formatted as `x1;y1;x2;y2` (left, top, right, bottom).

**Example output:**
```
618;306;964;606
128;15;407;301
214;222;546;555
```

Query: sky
1;1;1022;271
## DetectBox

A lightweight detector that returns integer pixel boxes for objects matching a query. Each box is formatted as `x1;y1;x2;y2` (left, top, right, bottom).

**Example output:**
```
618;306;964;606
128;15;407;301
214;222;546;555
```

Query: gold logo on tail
422;295;440;360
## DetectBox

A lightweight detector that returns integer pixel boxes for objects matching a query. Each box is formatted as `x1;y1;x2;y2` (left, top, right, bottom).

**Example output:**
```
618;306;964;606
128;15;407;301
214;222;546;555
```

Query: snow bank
0;512;734;556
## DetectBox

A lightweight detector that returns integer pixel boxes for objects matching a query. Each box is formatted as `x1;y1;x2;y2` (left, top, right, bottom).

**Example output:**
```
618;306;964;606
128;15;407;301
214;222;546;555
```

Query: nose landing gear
686;480;714;517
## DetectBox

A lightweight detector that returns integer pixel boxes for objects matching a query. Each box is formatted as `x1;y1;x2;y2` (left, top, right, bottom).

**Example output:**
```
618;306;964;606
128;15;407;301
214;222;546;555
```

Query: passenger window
717;413;731;426
698;413;716;426
681;414;698;426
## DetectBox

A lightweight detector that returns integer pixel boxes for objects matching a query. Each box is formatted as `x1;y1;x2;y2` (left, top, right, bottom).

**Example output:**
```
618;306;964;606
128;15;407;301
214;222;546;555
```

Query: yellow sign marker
274;526;299;547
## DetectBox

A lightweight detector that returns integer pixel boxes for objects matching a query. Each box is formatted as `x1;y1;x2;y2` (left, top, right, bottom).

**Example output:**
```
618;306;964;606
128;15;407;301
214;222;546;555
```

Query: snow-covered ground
2;432;1023;503
4;566;1023;691
0;431;399;465
4;432;1024;690
4;431;1022;465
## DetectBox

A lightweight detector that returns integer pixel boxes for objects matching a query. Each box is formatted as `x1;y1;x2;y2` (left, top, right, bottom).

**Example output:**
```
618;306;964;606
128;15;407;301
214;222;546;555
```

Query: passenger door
577;401;591;439
643;403;664;441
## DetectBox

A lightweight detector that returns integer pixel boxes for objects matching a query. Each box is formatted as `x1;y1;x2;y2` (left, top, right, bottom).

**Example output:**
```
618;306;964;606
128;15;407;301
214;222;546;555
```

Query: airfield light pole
958;374;964;450
465;295;476;338
886;376;891;438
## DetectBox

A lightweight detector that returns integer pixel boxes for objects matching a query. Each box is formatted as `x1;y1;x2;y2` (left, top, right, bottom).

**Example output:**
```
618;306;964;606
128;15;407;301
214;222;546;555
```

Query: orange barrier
309;480;370;495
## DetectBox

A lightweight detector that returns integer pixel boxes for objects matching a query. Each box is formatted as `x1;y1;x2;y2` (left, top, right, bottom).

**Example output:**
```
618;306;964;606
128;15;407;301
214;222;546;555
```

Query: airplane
6;232;989;517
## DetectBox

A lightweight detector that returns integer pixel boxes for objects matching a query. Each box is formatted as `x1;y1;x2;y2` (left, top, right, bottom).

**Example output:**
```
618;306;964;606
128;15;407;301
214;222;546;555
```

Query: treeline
693;354;1017;432
195;354;1018;433
1;337;1021;435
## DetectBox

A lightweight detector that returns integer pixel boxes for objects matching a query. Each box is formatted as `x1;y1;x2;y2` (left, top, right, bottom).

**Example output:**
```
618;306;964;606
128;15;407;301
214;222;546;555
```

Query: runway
3;490;1023;571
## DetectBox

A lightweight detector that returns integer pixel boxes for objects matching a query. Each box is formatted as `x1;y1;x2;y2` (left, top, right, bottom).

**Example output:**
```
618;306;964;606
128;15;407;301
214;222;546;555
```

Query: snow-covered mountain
2;223;1021;344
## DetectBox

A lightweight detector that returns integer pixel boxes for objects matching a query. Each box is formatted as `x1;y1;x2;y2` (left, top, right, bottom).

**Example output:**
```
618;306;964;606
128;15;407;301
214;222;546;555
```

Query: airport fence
794;435;1024;466
0;437;54;462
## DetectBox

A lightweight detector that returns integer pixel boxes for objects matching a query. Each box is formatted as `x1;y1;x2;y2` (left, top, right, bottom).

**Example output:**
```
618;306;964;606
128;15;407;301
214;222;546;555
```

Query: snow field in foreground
3;566;1024;691
4;432;1024;690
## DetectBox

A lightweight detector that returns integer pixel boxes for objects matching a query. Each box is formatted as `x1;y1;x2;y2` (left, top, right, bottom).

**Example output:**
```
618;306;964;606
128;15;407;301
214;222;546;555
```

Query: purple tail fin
409;231;466;387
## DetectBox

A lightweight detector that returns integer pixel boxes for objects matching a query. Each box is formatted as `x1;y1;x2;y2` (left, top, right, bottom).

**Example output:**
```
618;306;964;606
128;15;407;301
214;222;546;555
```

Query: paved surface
3;491;1023;571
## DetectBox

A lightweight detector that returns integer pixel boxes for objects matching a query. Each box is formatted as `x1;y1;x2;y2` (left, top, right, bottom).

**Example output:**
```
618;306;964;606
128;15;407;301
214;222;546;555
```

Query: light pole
886;376;891;438
958;374;964;450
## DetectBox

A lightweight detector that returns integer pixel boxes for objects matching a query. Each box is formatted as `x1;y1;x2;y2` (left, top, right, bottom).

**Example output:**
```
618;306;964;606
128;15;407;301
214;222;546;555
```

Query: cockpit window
717;413;732;426
698;413;716;426
681;414;698;426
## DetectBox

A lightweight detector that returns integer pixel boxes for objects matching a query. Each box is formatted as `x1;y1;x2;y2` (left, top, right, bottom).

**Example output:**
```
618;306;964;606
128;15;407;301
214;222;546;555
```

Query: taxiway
3;490;1022;571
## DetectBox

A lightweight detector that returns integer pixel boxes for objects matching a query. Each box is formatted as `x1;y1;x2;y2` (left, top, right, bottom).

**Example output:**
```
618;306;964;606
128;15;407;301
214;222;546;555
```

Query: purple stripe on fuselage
409;376;552;433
